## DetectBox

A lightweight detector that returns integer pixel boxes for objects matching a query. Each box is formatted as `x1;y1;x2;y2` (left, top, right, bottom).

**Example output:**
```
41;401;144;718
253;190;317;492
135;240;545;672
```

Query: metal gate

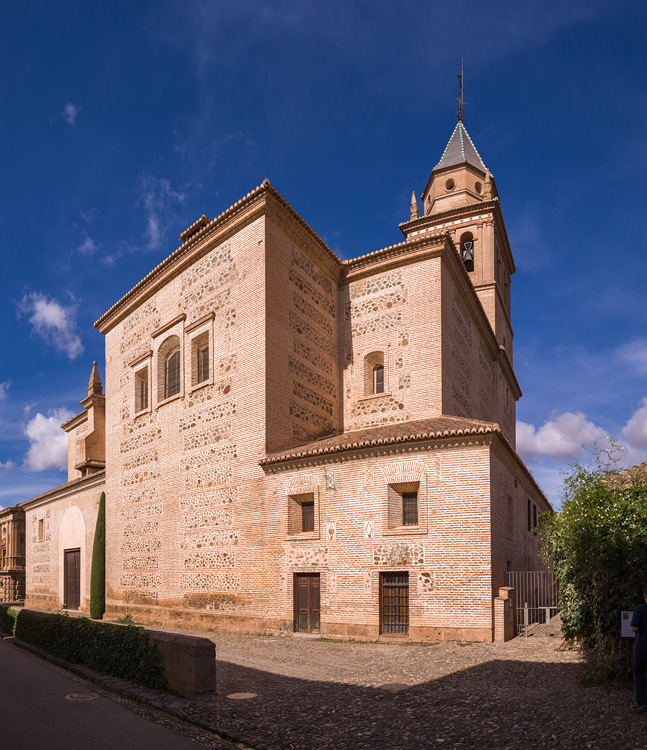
505;570;559;636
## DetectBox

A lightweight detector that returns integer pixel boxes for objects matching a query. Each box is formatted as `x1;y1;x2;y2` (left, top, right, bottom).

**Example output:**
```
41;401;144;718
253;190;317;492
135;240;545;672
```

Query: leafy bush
542;453;647;674
0;605;18;636
14;610;168;690
90;492;106;619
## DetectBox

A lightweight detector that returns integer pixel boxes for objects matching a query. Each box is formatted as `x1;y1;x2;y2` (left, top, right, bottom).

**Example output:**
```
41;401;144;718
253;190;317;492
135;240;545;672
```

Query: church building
21;119;551;641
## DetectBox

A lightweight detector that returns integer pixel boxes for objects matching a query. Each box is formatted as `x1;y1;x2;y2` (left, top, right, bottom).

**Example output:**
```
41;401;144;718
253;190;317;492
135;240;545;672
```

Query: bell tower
400;107;515;365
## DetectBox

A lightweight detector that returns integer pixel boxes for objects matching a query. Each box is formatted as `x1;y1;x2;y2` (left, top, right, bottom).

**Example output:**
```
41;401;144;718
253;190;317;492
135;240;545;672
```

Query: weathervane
456;60;465;122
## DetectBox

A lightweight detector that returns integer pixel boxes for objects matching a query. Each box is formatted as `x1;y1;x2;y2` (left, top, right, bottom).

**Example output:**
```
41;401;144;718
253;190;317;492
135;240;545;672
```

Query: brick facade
21;123;550;640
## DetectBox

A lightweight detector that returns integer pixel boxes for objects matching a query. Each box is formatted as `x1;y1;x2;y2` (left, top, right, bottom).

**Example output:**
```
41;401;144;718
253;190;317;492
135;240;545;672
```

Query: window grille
165;347;181;398
301;501;315;533
197;345;209;383
373;365;385;394
402;492;418;526
136;368;148;412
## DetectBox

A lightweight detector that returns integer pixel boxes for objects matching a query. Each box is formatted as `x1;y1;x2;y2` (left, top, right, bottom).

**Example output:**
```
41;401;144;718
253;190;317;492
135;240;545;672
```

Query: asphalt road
0;637;204;749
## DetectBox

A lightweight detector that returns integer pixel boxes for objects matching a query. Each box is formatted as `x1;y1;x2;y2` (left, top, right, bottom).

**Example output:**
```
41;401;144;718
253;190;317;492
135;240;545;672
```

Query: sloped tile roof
434;122;487;173
260;415;498;466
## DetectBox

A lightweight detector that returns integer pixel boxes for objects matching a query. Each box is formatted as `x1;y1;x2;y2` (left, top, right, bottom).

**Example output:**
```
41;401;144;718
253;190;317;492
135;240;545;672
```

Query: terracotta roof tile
260;415;498;466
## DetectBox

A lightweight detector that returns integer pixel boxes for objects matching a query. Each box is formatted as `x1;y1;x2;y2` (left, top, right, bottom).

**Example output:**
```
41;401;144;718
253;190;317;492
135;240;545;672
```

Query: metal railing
505;570;560;636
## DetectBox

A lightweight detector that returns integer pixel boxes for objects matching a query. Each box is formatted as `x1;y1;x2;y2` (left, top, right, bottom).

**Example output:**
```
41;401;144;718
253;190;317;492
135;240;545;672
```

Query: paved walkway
6;621;647;749
0;637;220;749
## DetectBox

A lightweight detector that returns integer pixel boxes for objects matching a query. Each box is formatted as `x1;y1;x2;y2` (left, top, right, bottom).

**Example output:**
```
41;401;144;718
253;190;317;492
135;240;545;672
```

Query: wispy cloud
139;175;186;252
63;102;81;126
618;340;647;376
0;382;10;401
23;408;73;472
18;292;83;359
0;460;16;471
76;233;98;255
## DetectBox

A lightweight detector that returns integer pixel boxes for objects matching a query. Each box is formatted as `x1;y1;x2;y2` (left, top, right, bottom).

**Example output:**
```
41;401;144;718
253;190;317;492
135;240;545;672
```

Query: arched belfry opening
459;232;474;273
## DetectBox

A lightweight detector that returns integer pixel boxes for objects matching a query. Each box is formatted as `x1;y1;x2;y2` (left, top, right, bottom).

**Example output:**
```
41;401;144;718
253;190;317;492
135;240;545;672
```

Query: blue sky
1;0;646;509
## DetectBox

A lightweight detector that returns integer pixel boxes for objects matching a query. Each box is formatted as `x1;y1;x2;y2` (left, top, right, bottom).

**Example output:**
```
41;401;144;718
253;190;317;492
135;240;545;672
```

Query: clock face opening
445;178;456;191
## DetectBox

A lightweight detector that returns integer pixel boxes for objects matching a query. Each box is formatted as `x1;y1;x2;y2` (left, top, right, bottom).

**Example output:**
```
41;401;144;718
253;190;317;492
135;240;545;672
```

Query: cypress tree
90;492;106;619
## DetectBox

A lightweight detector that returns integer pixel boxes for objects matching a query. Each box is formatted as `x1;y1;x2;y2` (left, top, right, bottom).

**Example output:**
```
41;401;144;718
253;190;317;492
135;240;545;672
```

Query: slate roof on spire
434;122;487;173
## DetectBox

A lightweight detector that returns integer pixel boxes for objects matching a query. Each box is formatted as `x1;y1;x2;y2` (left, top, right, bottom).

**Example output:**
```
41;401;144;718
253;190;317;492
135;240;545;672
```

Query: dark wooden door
64;548;81;610
380;572;409;635
294;574;320;633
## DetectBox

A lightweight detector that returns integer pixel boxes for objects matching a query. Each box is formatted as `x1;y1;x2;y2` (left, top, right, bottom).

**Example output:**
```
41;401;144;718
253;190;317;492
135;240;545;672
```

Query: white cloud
0;381;10;400
23;408;73;472
63;102;81;126
618;340;647;375
622;398;647;452
517;412;608;460
139;175;186;251
76;233;98;255
0;460;15;471
18;292;83;359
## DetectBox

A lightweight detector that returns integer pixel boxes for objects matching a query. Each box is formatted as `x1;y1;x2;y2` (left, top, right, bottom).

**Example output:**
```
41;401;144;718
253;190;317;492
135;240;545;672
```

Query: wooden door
380;572;409;635
294;574;320;633
64;548;81;610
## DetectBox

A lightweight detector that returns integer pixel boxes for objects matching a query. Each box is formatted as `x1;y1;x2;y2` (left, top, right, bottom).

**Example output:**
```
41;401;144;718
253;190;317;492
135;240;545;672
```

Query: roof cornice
94;180;342;334
20;470;106;510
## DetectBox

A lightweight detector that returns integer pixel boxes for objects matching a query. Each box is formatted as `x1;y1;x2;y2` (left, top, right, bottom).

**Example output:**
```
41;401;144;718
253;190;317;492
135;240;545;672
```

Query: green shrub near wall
14;610;168;690
90;492;106;619
0;605;18;636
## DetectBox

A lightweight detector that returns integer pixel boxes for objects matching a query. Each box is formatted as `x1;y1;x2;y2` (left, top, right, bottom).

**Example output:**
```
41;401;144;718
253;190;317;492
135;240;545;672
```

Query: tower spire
456;60;465;122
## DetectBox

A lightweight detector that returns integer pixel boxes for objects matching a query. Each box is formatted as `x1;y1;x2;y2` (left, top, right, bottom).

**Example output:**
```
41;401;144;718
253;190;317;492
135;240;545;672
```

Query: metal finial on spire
456;59;465;122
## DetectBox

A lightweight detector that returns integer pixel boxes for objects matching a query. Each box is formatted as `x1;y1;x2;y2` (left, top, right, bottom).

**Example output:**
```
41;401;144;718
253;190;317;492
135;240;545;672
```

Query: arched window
373;365;385;394
158;335;181;401
364;351;385;396
459;232;474;273
165;347;181;398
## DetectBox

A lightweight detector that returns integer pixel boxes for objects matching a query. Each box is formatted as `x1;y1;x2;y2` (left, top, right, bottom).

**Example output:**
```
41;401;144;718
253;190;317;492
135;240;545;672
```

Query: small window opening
288;492;317;535
165;347;180;398
192;331;210;387
38;519;44;542
533;503;538;531
527;498;532;532
373;365;384;394
387;482;420;529
364;351;385;396
301;502;315;533
402;491;418;526
135;367;149;412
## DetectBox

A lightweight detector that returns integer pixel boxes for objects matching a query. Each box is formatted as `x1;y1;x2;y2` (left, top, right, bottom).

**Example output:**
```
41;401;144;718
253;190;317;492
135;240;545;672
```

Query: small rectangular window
402;492;418;526
301;502;315;533
191;331;210;387
533;503;538;530
527;498;531;532
135;367;149;412
387;482;420;529
38;519;44;542
288;492;317;535
197;344;209;383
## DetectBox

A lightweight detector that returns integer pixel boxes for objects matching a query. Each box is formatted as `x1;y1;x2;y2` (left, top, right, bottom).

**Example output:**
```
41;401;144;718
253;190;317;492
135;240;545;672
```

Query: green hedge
0;605;18;636
14;610;168;690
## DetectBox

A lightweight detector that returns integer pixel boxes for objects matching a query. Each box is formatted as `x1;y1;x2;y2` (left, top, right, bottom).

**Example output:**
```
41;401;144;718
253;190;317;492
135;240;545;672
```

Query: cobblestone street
130;621;647;750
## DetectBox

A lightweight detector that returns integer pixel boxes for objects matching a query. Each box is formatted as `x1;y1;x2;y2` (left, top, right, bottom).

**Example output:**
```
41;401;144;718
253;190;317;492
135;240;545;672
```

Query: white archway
58;506;86;609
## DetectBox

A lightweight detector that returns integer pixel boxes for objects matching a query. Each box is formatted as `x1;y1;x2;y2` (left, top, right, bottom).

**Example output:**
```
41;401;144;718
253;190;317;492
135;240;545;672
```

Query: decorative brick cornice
342;233;447;279
19;470;106;510
95;180;342;333
260;416;499;467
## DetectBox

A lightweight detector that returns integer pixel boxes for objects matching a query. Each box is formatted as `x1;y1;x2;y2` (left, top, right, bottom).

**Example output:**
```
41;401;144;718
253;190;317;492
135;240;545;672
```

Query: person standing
631;585;647;712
